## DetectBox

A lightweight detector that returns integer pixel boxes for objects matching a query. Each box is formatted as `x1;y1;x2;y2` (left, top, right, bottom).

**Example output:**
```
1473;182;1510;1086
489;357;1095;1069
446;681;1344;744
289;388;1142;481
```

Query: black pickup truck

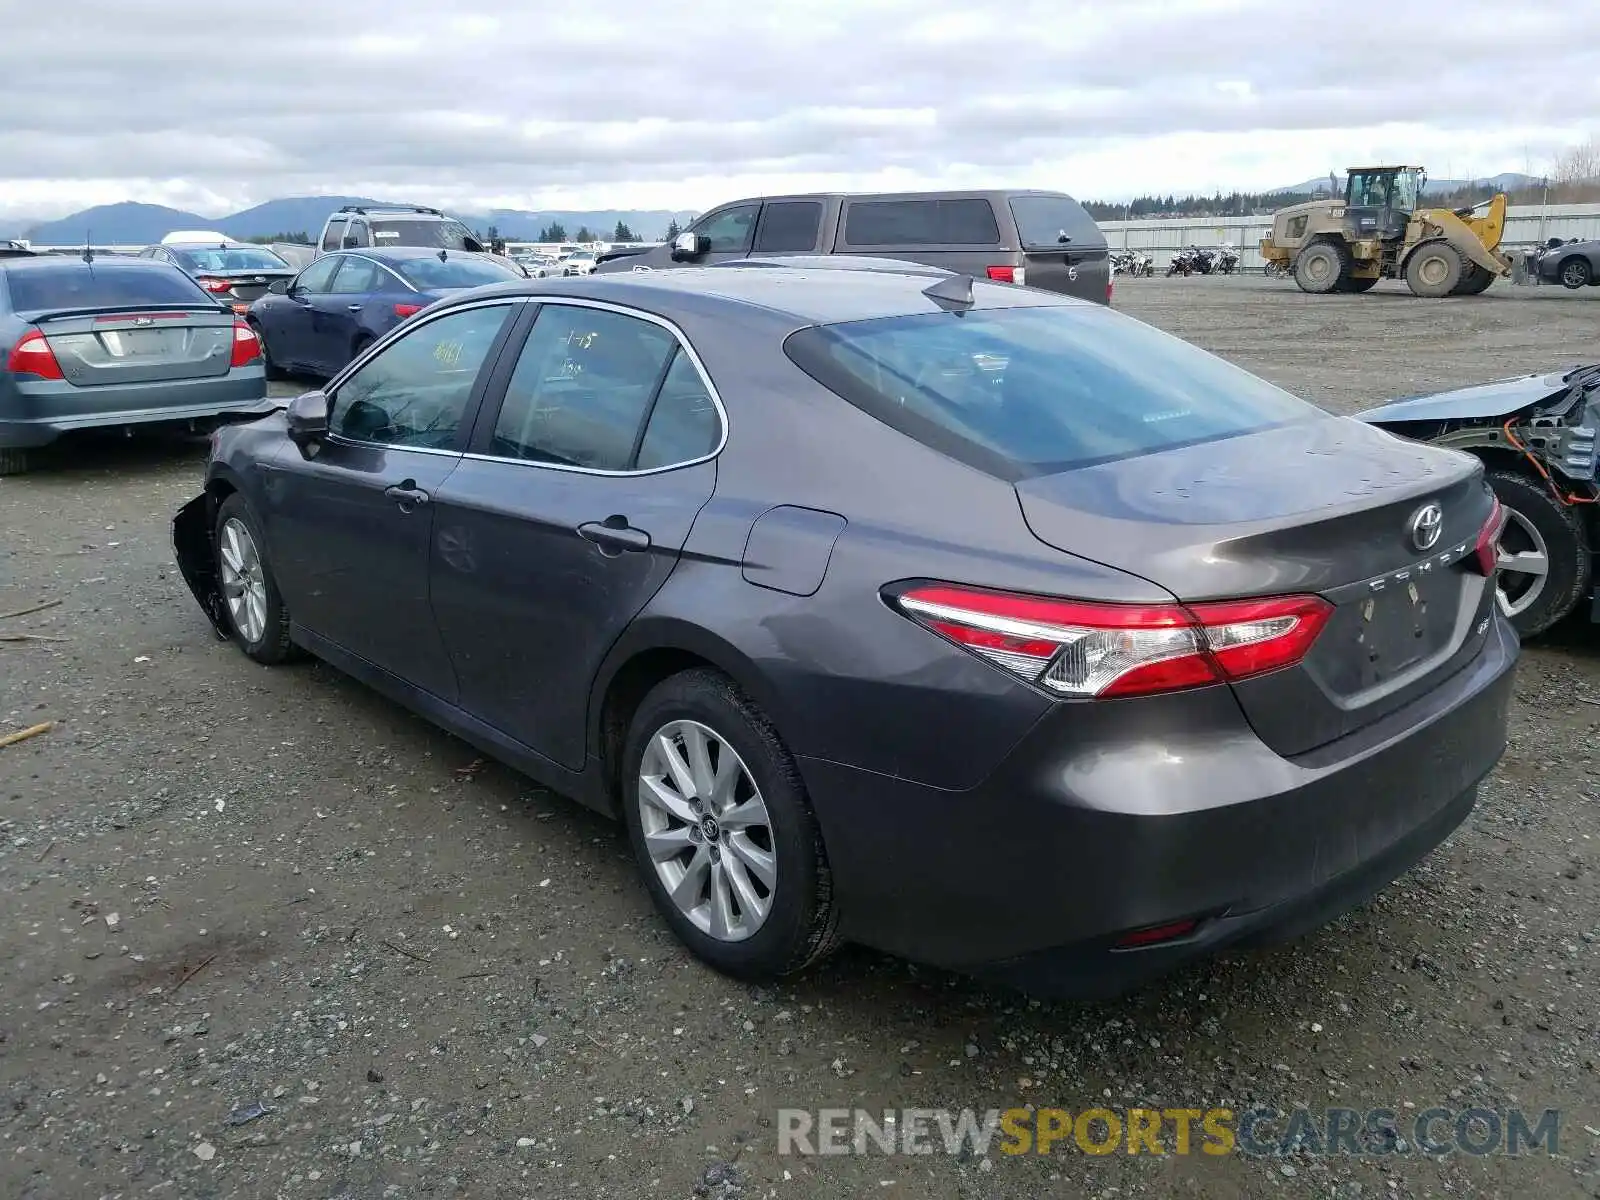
595;189;1112;305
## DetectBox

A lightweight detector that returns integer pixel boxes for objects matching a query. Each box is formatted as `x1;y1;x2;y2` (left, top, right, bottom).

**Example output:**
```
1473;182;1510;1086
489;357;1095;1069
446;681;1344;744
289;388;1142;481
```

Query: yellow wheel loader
1259;166;1513;297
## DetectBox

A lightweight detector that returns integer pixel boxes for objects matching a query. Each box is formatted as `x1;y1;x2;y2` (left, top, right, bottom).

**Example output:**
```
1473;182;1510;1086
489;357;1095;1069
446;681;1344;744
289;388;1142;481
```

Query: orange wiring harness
1502;418;1600;506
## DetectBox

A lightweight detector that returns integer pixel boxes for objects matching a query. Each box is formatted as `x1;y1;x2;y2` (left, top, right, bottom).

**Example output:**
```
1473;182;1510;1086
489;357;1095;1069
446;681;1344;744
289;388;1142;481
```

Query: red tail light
393;303;422;318
986;266;1017;284
229;319;261;368
892;584;1333;699
198;277;231;293
1107;279;1115;304
5;329;64;380
1471;496;1504;576
1115;918;1199;949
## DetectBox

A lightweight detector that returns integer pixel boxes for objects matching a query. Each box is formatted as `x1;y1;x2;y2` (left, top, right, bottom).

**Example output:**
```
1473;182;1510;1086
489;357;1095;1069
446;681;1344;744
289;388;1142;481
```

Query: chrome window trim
461;294;729;478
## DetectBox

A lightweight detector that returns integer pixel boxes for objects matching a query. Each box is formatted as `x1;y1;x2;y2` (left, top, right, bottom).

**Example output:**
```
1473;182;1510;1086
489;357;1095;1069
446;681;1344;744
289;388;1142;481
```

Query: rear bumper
796;613;1518;998
0;375;271;448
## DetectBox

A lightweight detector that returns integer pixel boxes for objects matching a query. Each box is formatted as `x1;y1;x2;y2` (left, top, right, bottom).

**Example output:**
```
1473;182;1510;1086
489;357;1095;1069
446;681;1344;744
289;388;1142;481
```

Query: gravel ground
2;275;1599;1200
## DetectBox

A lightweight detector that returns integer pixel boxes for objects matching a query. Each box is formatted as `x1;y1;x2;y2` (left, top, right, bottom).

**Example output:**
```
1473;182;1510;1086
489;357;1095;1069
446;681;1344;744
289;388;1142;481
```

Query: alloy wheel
1496;506;1551;620
637;719;776;942
218;516;269;643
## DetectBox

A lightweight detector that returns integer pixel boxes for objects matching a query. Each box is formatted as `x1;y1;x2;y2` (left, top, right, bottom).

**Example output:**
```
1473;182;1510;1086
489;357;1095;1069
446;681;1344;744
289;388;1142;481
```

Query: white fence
1100;202;1600;271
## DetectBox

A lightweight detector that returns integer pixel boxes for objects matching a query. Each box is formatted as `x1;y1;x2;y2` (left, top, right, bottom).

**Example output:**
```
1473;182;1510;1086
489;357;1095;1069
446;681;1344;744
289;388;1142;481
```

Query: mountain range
8;196;700;246
1267;172;1541;196
5;173;1551;244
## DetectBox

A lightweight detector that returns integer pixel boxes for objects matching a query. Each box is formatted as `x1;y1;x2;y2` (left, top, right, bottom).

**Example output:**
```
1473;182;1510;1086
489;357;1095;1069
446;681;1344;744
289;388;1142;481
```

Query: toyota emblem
1408;502;1444;552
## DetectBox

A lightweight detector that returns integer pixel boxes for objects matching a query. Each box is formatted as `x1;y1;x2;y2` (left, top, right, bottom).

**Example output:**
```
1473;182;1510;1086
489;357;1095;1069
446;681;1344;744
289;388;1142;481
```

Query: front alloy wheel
638;720;775;942
219;517;268;645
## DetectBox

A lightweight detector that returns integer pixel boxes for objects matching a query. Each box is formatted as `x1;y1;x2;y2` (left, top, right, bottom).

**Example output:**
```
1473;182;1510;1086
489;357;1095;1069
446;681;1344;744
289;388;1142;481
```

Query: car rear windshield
4;262;211;313
783;304;1324;479
172;245;290;272
1008;196;1106;250
372;219;476;249
394;256;519;289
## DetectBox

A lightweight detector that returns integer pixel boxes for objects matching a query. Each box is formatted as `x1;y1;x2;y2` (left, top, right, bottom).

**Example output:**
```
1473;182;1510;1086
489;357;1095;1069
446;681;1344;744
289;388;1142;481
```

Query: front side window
489;304;687;471
345;221;371;247
784;303;1325;479
292;257;342;294
692;205;759;254
321;219;346;252
330;303;512;449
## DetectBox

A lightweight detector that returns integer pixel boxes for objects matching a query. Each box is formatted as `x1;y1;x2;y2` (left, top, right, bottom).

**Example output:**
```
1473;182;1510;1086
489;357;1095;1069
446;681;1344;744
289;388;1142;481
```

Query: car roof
330;247;492;265
711;188;1085;207
473;263;1079;325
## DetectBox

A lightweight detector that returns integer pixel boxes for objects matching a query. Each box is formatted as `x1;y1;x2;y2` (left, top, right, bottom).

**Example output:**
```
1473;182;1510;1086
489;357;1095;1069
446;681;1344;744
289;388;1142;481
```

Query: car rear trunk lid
1008;195;1111;303
1014;418;1499;756
195;270;296;307
35;307;235;385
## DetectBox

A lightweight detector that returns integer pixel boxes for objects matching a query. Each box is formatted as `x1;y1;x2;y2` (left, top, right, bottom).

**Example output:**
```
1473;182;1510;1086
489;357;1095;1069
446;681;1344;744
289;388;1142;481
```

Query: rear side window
753;201;823;253
3;263;210;312
1007;195;1104;250
330;257;385;293
842;199;1001;247
783;305;1323;479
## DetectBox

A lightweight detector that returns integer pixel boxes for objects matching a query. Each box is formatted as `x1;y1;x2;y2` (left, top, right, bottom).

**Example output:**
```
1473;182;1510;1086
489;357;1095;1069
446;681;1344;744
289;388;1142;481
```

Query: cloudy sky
3;0;1598;222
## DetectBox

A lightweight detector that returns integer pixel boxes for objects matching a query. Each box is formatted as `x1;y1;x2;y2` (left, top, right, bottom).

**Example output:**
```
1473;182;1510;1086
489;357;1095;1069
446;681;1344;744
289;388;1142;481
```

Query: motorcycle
1111;249;1154;278
1215;246;1240;275
1263;258;1291;279
1166;247;1196;276
1189;247;1217;275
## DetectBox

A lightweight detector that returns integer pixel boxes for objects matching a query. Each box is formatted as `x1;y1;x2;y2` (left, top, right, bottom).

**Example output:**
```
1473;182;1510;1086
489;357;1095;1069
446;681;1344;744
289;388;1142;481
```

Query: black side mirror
285;390;330;453
267;278;290;295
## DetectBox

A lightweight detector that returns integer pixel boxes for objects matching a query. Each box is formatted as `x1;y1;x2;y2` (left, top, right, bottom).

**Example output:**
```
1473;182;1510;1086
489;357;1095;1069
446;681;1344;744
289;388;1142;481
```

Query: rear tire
1484;468;1588;638
250;320;287;381
1404;241;1466;297
1559;257;1591;290
1293;240;1350;294
213;493;297;665
0;448;30;476
620;668;841;981
1338;275;1379;293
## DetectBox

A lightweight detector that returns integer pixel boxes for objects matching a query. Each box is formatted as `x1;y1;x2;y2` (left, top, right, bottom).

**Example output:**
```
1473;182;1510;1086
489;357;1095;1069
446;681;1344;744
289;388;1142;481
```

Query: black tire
0;447;30;476
1293;240;1350;294
1456;264;1495;295
1558;257;1591;290
250;320;288;381
1485;468;1589;638
213;493;297;664
1338;275;1379;293
620;668;841;981
1404;241;1465;297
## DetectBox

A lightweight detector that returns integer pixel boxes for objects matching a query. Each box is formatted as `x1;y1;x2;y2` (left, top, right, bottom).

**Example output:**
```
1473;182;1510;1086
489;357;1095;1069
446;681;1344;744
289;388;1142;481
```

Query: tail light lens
393;303;423;318
1107;279;1115;304
6;329;64;380
229;319;261;368
198;277;231;293
985;265;1025;285
892;584;1333;699
1471;496;1505;576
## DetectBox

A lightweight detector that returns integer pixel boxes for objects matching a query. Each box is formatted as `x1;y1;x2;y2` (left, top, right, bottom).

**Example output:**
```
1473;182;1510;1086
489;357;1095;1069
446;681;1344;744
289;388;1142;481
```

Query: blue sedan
246;247;521;379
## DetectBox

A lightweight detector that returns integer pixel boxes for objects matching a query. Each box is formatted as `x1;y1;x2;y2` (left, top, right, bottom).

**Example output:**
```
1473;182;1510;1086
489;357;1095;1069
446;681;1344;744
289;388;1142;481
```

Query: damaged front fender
172;493;231;640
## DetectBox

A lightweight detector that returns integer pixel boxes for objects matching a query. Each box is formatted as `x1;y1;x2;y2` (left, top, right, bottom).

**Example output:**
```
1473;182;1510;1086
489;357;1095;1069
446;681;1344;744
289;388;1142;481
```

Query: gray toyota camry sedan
171;263;1518;998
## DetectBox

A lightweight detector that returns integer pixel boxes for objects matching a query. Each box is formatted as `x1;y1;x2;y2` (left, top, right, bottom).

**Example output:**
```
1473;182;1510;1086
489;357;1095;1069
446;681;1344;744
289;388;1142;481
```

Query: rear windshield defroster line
782;303;1325;481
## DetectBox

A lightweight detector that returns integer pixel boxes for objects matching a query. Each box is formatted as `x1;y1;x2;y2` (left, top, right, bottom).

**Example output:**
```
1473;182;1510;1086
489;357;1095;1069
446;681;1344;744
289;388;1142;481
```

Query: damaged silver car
1356;364;1600;637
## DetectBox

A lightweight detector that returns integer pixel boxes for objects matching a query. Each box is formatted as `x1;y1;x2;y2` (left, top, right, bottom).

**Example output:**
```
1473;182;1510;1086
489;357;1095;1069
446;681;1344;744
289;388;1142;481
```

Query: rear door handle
347;304;363;312
384;482;430;512
577;518;651;554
